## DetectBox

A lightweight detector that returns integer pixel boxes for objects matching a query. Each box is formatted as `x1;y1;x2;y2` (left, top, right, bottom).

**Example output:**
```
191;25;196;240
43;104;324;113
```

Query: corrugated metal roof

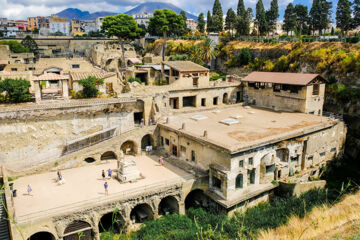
163;61;209;72
70;72;116;81
242;72;325;86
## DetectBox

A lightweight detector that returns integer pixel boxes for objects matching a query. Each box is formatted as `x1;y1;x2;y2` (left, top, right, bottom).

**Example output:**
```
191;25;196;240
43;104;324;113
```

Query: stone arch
223;93;229;104
260;153;276;184
101;151;117;161
98;210;126;234
184;189;209;211
130;203;154;223
276;148;289;162
141;134;155;150
105;58;113;66
84;157;96;163
158;196;179;216
27;232;55;240
121;140;138;155
63;220;93;240
235;174;243;189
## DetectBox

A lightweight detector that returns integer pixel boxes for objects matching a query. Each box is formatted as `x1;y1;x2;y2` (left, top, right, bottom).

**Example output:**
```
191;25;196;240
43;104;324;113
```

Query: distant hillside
125;2;198;21
56;8;117;21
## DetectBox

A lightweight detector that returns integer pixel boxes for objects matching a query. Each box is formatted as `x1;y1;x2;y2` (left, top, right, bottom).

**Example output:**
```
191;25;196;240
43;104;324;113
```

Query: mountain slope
125;2;198;20
56;8;117;20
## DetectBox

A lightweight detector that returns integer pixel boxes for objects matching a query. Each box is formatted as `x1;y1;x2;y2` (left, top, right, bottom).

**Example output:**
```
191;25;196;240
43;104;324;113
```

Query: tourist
27;184;32;196
104;182;109;195
140;118;144;128
102;170;105;180
159;156;164;166
57;170;62;180
58;175;65;185
107;168;112;178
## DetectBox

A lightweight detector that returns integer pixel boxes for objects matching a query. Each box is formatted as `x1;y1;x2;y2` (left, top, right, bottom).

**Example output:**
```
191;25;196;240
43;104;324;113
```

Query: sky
1;0;337;21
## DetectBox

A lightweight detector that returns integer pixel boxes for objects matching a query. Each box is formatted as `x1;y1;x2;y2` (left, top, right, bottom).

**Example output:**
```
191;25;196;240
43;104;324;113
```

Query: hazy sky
1;0;335;20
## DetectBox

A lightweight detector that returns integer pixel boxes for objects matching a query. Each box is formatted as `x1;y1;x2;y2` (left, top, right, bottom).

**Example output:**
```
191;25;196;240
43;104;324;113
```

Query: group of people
102;168;112;195
26;170;66;196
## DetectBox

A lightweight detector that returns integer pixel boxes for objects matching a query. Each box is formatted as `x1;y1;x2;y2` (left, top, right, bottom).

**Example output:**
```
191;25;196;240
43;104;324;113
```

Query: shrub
78;76;104;98
127;77;142;84
238;48;252;66
169;54;189;61
0;40;29;53
0;78;32;103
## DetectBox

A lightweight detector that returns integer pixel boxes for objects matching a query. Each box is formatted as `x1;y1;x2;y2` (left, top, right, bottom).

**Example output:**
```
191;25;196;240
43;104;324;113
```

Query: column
178;200;186;215
62;80;69;99
34;81;42;103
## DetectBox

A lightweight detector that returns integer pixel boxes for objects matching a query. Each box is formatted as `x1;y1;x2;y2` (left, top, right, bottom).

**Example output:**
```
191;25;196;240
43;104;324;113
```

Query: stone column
62;80;69;99
34;81;42;103
143;97;153;126
178;200;186;215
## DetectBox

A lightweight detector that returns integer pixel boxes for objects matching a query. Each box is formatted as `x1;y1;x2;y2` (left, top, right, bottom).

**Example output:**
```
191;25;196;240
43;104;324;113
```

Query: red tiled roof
242;72;326;86
70;72;116;81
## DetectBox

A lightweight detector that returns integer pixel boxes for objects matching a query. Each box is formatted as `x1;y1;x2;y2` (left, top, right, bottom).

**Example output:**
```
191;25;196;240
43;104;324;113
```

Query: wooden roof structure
242;72;327;86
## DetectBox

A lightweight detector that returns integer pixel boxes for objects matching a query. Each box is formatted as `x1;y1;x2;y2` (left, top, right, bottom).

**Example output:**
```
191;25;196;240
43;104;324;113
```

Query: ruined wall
0;104;136;171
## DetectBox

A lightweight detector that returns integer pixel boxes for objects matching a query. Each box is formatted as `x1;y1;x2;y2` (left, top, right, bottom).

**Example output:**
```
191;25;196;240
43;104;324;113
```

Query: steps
0;190;10;240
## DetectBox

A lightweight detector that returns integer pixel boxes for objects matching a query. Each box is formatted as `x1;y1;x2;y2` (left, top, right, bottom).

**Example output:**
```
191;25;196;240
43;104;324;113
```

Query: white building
132;12;153;28
49;16;70;35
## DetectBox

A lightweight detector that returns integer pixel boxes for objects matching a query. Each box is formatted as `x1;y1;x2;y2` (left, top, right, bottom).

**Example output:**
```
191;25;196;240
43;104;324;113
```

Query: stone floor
11;155;190;222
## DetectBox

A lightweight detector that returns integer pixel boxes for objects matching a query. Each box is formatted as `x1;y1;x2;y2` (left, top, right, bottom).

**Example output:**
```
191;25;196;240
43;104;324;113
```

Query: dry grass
258;191;360;240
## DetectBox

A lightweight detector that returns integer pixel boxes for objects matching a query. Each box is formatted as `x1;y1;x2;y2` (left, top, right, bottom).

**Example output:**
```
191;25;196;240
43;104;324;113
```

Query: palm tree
200;38;216;66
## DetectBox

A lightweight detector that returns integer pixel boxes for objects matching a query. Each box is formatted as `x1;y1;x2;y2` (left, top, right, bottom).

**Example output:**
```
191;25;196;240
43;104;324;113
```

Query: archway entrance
158;196;179;216
185;189;209;211
141;134;155;150
98;211;126;234
63;221;93;240
121;141;137;155
101;151;117;161
84;157;95;163
27;232;55;240
223;93;229;104
276;148;289;162
130;204;154;223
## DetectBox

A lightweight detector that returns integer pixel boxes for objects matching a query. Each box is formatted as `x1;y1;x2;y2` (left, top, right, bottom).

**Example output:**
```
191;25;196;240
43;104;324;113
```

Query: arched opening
235;174;243;189
141;134;155;150
276;148;289;162
130;203;154;223
27;232;55;240
105;59;113;66
84;157;95;163
63;220;93;240
121;141;137;155
98;211;126;234
158;196;179;216
101;151;117;161
185;189;209;211
223;93;229;104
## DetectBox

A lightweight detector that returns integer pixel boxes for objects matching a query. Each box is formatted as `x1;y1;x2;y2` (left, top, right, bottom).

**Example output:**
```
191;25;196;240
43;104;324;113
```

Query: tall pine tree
212;0;224;32
310;0;332;35
283;3;297;35
353;0;360;29
294;4;309;36
266;0;279;35
236;0;251;36
225;8;237;36
207;11;213;33
197;13;205;33
336;0;352;37
255;0;268;36
237;0;246;16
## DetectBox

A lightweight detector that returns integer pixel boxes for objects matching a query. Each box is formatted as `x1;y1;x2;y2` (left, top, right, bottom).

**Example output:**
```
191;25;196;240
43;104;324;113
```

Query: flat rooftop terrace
159;106;337;153
11;155;190;224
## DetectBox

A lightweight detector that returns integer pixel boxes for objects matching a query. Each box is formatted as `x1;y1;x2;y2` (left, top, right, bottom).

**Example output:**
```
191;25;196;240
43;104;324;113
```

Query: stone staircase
0;190;10;240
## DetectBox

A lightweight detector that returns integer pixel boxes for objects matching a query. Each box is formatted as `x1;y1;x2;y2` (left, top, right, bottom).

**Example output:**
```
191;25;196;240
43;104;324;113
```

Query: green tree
180;10;189;35
200;38;216;65
102;14;143;69
239;47;252;65
197;13;206;33
336;0;352;39
225;8;237;36
310;0;332;35
353;0;360;29
294;4;309;36
206;11;213;33
0;78;31;103
21;36;39;58
0;40;29;53
283;3;297;35
266;0;279;35
78;76;104;98
212;0;223;32
148;9;185;61
255;0;268;36
237;0;245;16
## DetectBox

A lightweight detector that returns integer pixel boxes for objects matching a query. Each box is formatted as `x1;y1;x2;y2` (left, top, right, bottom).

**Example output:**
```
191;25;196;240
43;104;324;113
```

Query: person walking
159;156;164;166
102;170;106;180
27;184;32;196
104;182;109;195
107;168;112;179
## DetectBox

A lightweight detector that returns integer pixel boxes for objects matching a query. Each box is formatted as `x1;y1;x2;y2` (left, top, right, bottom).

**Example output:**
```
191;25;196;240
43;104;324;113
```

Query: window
201;98;206;107
320;152;325;157
11;68;17;71
180;145;186;153
291;156;299;162
266;164;275;174
28;67;35;70
308;156;313;161
213;97;218;105
239;160;244;168
212;176;222;189
235;174;243;189
165;138;170;146
273;84;281;92
160;137;164;146
72;64;80;69
193;78;198;87
247;169;255;185
191;150;196;162
313;84;319;95
330;148;336;152
248;157;253;165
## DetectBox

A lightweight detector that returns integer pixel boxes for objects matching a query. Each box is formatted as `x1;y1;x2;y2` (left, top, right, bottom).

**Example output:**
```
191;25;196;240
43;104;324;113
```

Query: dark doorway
223;93;229;104
158;196;179;216
136;73;148;85
101;151;117;161
183;96;196;107
172;145;178;156
141;134;155;150
84;157;95;163
134;112;143;125
98;211;125;234
236;91;242;103
63;221;93;240
121;141;137;155
201;98;206;107
130;204;154;223
27;232;55;240
213;97;218;105
185;189;208;210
